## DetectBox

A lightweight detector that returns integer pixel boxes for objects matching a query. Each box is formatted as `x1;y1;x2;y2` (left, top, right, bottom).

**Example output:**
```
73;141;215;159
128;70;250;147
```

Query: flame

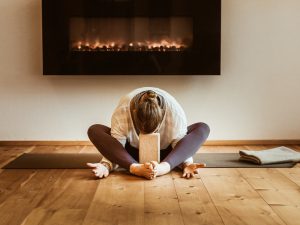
73;39;189;51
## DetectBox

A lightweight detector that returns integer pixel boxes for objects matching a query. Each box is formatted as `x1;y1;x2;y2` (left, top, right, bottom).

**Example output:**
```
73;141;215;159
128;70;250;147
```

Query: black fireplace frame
42;0;221;75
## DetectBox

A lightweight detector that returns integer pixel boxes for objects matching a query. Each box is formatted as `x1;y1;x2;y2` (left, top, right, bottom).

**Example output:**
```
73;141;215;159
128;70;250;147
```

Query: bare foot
129;163;157;180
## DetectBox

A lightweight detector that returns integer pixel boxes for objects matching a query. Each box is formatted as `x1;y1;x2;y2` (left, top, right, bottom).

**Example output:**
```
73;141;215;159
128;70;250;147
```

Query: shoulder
112;105;130;123
160;91;186;120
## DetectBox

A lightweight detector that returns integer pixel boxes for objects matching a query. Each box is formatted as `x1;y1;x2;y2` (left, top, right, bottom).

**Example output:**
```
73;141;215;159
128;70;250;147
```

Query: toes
145;169;157;180
150;161;159;169
145;175;153;180
149;173;156;179
144;162;154;170
150;172;157;177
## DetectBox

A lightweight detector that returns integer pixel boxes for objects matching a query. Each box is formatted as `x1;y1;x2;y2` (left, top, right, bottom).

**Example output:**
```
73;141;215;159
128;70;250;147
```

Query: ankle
157;162;171;176
160;161;171;168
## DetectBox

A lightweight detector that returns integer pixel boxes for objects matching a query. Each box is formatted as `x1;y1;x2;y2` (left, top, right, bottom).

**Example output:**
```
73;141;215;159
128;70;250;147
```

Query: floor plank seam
236;169;288;225
196;172;226;225
275;168;300;188
171;172;186;225
143;180;146;225
80;174;105;225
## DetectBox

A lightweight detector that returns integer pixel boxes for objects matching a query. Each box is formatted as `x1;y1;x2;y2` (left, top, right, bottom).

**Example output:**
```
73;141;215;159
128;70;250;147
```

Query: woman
87;87;210;180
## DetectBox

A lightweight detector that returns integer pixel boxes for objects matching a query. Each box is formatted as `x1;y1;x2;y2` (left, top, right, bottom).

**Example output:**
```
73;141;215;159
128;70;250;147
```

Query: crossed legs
87;122;210;178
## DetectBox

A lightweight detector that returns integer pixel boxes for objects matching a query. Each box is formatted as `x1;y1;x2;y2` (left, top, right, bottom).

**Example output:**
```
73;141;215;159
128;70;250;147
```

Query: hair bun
146;90;157;100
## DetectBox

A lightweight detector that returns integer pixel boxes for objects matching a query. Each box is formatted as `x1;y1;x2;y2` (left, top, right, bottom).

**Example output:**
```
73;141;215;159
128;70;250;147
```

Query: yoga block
139;133;160;163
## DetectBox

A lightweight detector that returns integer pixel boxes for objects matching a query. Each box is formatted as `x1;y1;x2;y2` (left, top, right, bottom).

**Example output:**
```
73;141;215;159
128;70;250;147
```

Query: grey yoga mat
2;153;296;169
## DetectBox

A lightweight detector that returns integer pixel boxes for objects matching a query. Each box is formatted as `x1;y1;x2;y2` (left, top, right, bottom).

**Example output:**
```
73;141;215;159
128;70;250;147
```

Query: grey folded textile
239;146;300;165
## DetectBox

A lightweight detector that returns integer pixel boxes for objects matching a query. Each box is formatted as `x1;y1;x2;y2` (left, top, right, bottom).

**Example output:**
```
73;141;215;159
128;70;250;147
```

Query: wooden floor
0;145;300;225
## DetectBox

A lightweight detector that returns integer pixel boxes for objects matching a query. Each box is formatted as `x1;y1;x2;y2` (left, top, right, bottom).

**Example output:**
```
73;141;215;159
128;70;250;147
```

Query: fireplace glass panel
70;17;193;52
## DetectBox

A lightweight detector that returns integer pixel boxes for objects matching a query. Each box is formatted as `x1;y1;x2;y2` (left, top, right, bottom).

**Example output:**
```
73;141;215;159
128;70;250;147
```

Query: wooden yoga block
139;133;160;163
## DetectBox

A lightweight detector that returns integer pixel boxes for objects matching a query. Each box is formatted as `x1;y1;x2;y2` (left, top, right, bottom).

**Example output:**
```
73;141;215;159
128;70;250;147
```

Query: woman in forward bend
87;87;210;179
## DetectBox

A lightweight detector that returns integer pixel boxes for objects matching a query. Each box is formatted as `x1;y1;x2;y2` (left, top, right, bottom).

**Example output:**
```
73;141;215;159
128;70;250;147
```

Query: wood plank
143;173;184;225
0;169;66;225
199;168;285;225
0;169;38;204
171;170;224;225
0;165;97;224
277;168;300;186
21;208;86;225
268;205;300;225
33;170;99;210
0;146;91;225
238;168;299;190
18;207;48;225
28;145;85;153
238;162;300;225
0;141;92;146
198;145;242;154
82;171;144;225
80;145;100;154
18;169;99;225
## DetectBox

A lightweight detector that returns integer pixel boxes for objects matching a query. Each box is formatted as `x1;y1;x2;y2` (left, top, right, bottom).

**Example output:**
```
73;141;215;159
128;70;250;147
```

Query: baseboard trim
0;140;300;146
205;140;300;145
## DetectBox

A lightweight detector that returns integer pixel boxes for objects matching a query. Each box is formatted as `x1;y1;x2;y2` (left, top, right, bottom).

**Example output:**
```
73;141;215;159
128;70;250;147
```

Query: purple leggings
87;122;210;170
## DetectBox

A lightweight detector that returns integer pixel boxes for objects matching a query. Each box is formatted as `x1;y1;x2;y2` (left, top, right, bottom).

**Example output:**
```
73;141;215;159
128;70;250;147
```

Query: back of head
132;90;165;134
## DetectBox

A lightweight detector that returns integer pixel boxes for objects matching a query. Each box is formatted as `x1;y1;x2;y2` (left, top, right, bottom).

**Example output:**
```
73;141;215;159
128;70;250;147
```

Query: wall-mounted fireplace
42;0;221;75
70;17;193;52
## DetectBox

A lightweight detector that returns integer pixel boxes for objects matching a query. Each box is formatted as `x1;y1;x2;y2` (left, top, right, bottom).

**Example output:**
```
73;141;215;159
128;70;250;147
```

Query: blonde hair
132;90;165;134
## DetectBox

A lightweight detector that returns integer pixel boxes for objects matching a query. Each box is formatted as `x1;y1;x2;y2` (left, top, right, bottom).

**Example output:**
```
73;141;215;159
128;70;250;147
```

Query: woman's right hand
182;163;206;179
87;162;110;179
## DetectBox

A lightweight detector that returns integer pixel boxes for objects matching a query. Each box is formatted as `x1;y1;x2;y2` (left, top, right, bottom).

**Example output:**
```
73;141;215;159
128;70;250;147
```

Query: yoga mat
2;153;296;169
193;153;296;168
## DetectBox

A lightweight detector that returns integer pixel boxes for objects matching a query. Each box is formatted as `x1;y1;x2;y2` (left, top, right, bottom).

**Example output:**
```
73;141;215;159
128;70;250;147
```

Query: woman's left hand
182;163;206;179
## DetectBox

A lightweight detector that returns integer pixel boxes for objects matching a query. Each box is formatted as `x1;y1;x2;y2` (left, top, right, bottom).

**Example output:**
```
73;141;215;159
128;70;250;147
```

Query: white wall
0;0;300;141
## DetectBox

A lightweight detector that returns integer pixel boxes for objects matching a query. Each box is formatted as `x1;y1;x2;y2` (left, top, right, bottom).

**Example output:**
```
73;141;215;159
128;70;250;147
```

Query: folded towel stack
239;146;300;165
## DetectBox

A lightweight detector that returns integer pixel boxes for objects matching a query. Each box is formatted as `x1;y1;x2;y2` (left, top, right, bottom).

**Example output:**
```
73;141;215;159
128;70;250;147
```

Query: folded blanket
239;146;300;165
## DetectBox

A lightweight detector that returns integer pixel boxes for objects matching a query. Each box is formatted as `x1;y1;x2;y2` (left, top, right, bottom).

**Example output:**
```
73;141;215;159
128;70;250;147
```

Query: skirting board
0;140;300;146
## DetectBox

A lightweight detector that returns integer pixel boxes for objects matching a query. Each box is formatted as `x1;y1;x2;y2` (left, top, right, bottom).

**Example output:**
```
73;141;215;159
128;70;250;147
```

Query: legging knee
87;124;110;142
188;122;210;138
